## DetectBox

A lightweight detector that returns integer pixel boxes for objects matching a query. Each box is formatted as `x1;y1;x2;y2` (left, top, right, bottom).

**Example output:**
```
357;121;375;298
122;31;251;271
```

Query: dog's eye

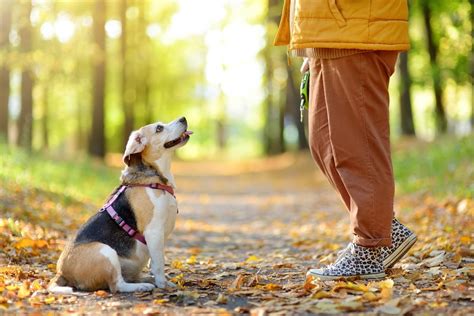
156;125;164;133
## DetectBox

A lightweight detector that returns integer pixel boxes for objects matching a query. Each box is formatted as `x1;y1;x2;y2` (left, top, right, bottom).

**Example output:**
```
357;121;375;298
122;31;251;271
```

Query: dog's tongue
184;131;193;136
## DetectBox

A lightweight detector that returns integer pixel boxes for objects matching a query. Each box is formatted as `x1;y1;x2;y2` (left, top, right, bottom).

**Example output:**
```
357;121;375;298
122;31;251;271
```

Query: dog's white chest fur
145;188;177;238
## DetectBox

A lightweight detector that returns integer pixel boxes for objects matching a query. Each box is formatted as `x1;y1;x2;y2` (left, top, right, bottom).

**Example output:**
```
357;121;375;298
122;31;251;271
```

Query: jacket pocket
328;0;347;28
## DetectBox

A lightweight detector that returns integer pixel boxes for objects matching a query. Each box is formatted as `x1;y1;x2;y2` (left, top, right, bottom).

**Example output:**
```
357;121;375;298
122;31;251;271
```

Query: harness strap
99;183;176;246
127;183;175;198
103;205;147;245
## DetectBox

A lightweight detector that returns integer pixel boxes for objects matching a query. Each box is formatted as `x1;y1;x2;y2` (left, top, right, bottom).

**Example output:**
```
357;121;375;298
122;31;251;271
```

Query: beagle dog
48;117;192;293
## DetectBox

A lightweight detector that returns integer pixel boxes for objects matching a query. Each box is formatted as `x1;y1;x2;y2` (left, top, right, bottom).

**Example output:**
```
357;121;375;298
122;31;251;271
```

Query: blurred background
0;0;472;160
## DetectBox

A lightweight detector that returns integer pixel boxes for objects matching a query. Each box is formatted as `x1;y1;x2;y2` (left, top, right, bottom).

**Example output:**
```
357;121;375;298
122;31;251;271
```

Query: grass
0;144;118;205
393;134;474;198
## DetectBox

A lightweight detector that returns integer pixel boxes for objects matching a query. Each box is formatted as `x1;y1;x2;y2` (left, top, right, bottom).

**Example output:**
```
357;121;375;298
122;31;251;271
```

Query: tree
263;0;285;154
421;0;447;134
89;0;106;158
120;0;134;147
398;52;416;136
0;0;13;142
17;1;34;150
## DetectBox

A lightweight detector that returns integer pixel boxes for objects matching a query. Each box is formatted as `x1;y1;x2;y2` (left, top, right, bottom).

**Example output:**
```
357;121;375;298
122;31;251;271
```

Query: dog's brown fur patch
57;242;120;292
126;187;161;233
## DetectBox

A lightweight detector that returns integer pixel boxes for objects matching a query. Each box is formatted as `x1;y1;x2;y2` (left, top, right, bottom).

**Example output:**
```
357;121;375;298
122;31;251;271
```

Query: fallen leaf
31;279;43;291
171;260;184;270
261;283;281;291
333;281;369;292
312;290;335;299
17;283;30;299
44;296;55;304
245;255;261;263
229;274;245;291
94;290;108;298
216;293;228;304
186;255;197;265
14;238;48;249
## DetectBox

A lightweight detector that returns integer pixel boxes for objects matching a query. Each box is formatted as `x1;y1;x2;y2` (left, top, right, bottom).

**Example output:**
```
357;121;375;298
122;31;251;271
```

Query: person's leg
307;52;416;278
308;58;351;210
314;51;398;248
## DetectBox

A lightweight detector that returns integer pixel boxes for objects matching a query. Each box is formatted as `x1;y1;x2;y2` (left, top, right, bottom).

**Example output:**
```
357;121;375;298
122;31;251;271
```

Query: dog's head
123;117;192;166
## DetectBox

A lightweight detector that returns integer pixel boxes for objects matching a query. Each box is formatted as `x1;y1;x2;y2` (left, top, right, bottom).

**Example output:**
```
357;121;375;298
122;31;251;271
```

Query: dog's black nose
179;117;187;125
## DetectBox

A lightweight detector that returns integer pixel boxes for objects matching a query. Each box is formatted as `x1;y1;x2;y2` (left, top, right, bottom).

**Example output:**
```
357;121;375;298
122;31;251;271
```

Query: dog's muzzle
164;130;193;148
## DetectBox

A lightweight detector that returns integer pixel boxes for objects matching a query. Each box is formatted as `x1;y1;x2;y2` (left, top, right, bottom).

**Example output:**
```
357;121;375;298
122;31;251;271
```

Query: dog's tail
48;275;75;295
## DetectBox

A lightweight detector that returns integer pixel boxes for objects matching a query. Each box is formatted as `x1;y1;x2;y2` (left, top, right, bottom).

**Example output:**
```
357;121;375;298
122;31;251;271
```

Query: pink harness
99;183;175;245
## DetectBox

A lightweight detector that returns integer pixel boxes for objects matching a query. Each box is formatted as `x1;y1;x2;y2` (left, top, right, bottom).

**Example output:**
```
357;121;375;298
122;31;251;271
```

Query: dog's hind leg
99;245;155;293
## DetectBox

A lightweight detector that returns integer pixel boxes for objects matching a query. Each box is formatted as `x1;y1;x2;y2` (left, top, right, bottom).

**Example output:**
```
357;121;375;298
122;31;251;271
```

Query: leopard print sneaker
381;218;417;269
306;243;385;280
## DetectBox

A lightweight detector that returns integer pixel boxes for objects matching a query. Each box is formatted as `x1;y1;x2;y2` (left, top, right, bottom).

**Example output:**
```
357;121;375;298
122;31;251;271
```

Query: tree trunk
120;0;134;146
263;0;285;155
285;64;308;149
0;0;13;142
42;87;49;149
139;0;152;125
18;1;34;150
263;37;273;155
422;1;447;134
89;0;106;158
398;52;416;136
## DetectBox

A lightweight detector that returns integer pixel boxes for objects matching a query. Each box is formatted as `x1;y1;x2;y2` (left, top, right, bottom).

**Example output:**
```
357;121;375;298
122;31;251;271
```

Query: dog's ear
123;130;148;166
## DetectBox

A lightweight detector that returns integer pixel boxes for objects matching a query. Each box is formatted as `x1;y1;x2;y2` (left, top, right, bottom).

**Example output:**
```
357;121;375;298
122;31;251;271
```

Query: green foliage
393;135;474;198
0;0;472;156
0;143;117;204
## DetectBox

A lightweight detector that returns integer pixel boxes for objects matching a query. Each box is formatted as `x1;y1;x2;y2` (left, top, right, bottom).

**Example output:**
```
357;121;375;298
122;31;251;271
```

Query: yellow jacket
274;0;409;51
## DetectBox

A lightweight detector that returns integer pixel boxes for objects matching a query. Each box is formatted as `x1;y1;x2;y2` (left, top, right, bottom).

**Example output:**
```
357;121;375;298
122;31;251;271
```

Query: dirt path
1;153;472;314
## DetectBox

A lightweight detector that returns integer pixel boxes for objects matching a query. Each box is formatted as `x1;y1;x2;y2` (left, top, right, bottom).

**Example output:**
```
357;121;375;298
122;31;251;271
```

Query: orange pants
308;51;399;247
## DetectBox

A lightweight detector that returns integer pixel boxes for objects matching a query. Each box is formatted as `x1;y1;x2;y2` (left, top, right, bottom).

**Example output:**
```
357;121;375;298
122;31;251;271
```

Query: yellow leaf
186;255;197;265
361;291;379;302
153;299;169;305
31;279;43;291
333;281;369;292
170;274;185;288
17;284;30;299
378;279;394;289
28;296;42;307
171;260;184;270
44;296;55;304
245;255;261;263
312;290;334;299
47;264;56;271
14;238;48;249
6;285;18;291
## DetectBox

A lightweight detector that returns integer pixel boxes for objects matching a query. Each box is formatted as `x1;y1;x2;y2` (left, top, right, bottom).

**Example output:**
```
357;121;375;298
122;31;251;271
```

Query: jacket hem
290;42;409;51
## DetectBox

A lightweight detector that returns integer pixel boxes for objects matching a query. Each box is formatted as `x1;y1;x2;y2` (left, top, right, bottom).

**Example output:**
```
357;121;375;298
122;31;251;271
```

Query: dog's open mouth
164;130;193;148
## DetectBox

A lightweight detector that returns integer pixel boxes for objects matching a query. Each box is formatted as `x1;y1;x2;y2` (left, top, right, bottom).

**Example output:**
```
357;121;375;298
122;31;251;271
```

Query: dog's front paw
155;277;176;289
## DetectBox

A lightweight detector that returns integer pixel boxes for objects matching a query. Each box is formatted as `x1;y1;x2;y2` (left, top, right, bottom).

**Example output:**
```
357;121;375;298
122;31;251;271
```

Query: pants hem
353;235;391;248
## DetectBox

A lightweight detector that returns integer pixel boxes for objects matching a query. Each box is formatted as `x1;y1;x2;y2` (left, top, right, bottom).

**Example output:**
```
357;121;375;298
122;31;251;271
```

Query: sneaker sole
306;270;386;281
383;233;417;269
